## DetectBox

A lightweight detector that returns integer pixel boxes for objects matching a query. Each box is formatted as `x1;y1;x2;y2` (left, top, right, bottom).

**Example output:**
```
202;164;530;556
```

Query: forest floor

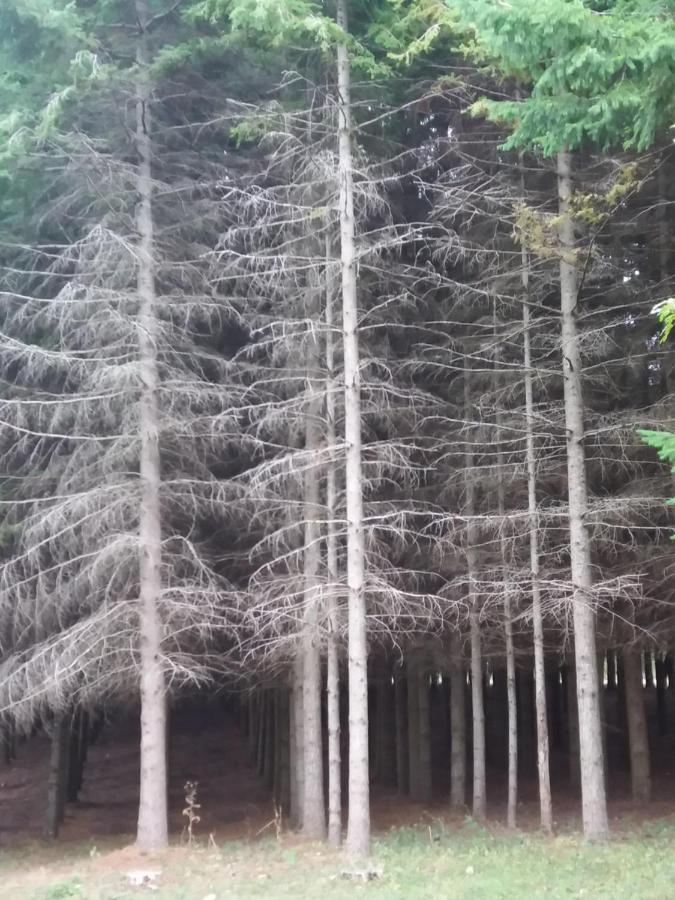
2;705;675;898
2;819;675;900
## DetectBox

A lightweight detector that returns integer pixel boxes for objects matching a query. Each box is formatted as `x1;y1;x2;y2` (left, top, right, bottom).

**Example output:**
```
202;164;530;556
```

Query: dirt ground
2;701;675;852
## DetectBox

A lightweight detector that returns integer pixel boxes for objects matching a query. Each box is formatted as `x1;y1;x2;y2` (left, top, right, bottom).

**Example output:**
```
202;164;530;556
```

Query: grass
2;817;675;900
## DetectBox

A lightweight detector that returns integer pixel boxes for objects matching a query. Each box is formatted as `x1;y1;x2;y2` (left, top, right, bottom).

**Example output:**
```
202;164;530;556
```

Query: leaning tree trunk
623;645;651;803
464;366;486;820
449;632;466;811
521;226;553;833
301;283;326;840
557;149;608;841
336;0;369;859
325;240;342;846
134;0;168;852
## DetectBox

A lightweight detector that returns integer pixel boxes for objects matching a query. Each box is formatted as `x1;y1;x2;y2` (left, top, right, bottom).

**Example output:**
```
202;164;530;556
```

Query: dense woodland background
0;0;674;860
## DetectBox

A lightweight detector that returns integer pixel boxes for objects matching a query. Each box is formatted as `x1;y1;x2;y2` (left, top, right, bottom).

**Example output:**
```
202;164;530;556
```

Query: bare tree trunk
655;655;668;736
623;647;651;803
326;638;341;845
557;149;609;841
597;654;609;789
517;665;534;766
521;234;553;833
504;609;517;828
325;239;342;847
566;659;581;789
375;661;397;787
45;713;68;839
406;654;421;799
134;0;168;852
66;709;84;803
394;667;409;794
465;367;486;821
76;710;89;797
264;691;276;791
470;620;486;821
274;688;291;813
417;664;432;803
248;691;258;761
449;633;466;811
257;691;267;776
301;286;326;840
493;325;518;828
2;715;14;765
290;655;305;829
336;0;369;858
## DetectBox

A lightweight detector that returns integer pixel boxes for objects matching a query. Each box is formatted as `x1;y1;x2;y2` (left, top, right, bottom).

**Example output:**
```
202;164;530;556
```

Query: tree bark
566;660;581;789
290;655;305;829
597;654;609;787
336;0;369;859
394;666;409;794
2;715;15;766
257;691;267;776
517;665;534;767
248;691;258;761
504;622;518;828
326;638;341;846
274;688;291;814
325;239;342;846
521;225;553;833
375;661;397;787
417;663;432;803
557;149;608;841
623;646;651;803
406;653;421;800
465;366;486;820
264;690;276;791
45;712;69;839
301;274;326;840
66;709;84;803
494;341;518;828
134;0;168;852
449;632;467;811
655;655;668;736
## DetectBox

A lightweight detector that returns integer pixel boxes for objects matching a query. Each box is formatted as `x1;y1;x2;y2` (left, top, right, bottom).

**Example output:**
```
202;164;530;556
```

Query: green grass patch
2;818;675;900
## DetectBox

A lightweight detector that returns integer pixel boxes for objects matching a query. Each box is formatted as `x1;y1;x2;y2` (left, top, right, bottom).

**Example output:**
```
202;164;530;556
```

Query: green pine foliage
450;0;675;153
188;0;390;75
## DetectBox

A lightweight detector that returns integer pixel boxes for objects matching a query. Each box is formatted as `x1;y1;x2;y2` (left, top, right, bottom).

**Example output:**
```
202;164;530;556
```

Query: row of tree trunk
44;708;99;839
242;643;668;835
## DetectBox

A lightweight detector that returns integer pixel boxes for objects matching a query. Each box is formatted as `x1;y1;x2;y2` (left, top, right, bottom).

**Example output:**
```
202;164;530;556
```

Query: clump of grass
42;879;83;900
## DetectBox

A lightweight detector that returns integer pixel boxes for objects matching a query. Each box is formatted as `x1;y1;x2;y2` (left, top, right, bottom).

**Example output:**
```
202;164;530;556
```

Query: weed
181;781;201;846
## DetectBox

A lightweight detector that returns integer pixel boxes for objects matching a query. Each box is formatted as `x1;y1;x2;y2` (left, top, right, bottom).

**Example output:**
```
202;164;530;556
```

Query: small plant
255;803;283;841
182;780;201;845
